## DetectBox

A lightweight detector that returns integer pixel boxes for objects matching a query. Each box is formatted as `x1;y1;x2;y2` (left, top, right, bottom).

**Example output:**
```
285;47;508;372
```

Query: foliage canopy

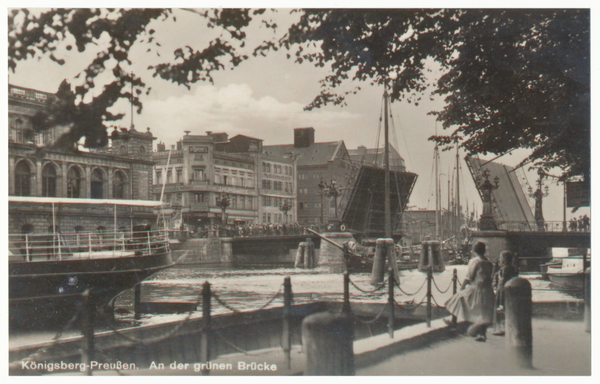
8;8;590;179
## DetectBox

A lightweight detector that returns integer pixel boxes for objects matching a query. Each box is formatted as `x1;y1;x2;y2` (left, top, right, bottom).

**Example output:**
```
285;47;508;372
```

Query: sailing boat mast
435;123;440;240
455;139;461;237
383;87;391;238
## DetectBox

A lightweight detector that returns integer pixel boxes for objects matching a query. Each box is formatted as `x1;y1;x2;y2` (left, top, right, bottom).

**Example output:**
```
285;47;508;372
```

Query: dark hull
9;251;173;329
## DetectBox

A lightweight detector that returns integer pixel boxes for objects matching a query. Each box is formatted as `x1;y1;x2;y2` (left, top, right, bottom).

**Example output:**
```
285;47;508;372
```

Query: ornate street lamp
279;200;292;223
322;179;344;231
478;169;500;230
528;168;550;231
218;191;230;236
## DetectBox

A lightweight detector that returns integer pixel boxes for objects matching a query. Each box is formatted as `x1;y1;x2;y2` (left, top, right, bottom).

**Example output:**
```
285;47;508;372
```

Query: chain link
430;293;446;309
348;276;389;293
212;284;283;314
395;277;427;296
431;276;453;294
355;302;389;324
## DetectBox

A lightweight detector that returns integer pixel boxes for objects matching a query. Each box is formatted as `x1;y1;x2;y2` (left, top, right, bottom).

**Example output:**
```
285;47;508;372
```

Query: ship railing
8;230;170;262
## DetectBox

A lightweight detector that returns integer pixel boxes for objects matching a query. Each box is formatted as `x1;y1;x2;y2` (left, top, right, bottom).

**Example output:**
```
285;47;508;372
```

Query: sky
4;3;594;223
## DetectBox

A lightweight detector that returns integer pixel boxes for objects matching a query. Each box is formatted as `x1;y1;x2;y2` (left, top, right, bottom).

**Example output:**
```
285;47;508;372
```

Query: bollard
584;271;590;333
342;271;350;315
302;312;354;375
388;268;395;338
504;277;533;369
426;266;432;327
305;238;316;268
282;276;292;369
295;242;306;268
370;239;386;285
134;283;141;320
81;289;94;376
370;238;396;285
451;268;458;327
200;281;212;375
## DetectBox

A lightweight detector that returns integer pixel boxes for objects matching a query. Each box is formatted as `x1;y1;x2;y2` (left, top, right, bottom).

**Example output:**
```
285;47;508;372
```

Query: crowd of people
190;223;324;238
568;214;590;232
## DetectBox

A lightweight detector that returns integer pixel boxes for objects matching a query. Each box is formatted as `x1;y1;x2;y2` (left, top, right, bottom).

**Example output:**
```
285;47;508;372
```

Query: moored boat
546;256;590;290
8;196;174;329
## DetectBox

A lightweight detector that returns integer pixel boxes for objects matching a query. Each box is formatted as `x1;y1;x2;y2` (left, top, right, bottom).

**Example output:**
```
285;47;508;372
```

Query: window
231;176;237;186
193;168;204;181
214;174;221;184
67;167;81;198
176;168;182;184
194;192;204;203
91;168;104;199
223;175;228;185
156;170;162;185
240;178;245;187
139;146;146;155
42;163;57;197
231;195;237;209
167;169;173;184
15;161;31;196
267;213;271;223
263;213;266;222
113;170;127;199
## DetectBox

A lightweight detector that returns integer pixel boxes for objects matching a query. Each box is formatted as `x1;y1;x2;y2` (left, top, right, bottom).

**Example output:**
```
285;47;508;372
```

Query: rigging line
427;149;436;209
373;93;385;167
392;109;426;205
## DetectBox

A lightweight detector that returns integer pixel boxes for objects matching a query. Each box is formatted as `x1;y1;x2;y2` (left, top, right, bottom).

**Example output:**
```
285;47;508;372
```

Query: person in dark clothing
492;251;518;336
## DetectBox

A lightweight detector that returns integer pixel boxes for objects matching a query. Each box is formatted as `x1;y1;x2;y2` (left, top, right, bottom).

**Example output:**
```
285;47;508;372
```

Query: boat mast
435;123;440;240
455;139;460;239
384;86;391;238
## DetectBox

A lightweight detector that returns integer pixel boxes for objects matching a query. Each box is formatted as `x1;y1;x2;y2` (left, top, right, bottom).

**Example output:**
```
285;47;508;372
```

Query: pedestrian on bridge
445;241;495;342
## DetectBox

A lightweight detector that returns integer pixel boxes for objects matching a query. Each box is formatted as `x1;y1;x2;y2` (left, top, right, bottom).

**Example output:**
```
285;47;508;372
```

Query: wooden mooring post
584;271;591;333
134;283;141;320
200;281;212;375
388;268;395;338
504;277;533;369
81;289;94;376
342;271;350;314
451;268;458;327
426;266;433;327
282;276;292;369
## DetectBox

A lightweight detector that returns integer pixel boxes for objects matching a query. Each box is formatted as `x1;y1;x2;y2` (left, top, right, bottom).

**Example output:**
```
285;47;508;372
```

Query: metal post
134;283;141;320
452;268;458;327
426;266;433;328
282;276;292;369
88;233;92;259
342;271;350;315
200;281;211;375
388;268;395;338
81;289;94;376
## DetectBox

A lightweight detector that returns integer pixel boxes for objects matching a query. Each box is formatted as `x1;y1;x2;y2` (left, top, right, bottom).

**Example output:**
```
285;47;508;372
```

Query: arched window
67;167;82;198
15;161;31;196
91;168;104;199
113;170;128;199
42;163;57;197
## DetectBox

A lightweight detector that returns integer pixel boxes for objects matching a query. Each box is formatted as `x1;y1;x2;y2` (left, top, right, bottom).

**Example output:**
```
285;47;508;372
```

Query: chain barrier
9;303;82;370
212;285;283;314
212;328;263;356
430;293;446;309
431;275;453;294
394;295;427;311
355;302;389;324
348;276;389;293
395;277;427;296
96;290;204;346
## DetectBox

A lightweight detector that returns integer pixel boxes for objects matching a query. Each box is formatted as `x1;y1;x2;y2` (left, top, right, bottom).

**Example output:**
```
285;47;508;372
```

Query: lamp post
218;191;230;237
322;179;344;231
478;169;500;230
317;179;326;227
528;169;550;232
279;200;292;223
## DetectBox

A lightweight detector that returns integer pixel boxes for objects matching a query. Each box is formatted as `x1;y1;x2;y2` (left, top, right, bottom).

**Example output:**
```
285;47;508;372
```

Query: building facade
152;131;296;231
264;127;354;226
8;84;157;235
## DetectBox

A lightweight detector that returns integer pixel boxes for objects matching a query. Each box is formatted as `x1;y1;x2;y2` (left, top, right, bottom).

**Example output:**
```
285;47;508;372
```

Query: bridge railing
497;221;589;233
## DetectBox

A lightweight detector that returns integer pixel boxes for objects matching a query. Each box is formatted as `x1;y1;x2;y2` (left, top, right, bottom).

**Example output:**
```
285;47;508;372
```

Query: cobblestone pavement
357;318;591;376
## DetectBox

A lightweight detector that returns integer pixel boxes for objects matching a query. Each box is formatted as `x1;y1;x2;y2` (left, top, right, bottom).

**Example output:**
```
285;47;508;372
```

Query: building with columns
8;84;157;234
